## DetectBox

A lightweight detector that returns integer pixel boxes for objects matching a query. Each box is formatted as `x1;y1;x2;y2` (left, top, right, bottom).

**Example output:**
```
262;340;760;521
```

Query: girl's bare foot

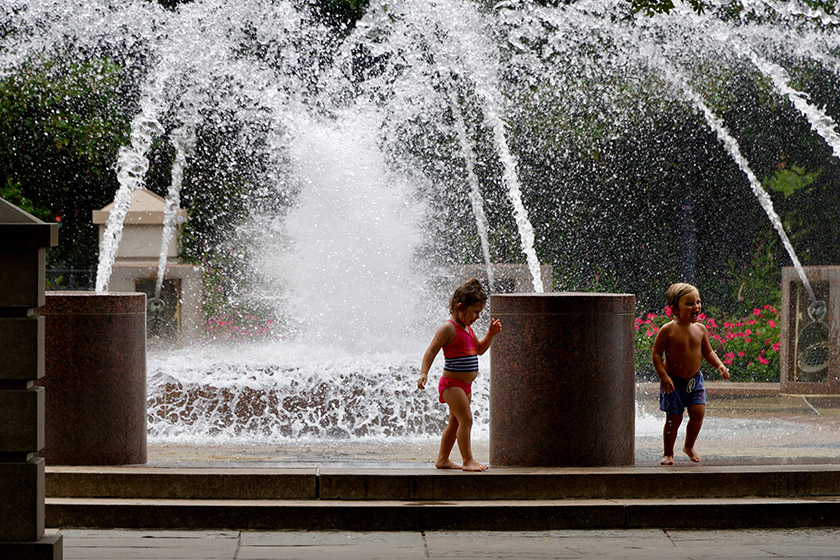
660;455;674;466
435;459;461;469
462;459;489;472
683;447;702;462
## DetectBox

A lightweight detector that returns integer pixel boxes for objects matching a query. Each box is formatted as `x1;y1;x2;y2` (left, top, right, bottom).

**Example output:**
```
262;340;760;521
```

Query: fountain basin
36;292;147;465
489;293;636;467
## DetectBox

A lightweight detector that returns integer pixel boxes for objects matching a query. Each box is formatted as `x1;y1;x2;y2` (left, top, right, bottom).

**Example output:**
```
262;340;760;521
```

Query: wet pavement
59;527;840;559
143;384;840;469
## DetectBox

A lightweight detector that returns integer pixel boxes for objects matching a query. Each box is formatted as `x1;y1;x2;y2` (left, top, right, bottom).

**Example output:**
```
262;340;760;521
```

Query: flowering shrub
635;304;782;382
205;310;276;341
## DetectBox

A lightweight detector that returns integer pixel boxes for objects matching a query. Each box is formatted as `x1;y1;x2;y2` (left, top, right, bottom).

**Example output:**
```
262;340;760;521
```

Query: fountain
2;0;840;460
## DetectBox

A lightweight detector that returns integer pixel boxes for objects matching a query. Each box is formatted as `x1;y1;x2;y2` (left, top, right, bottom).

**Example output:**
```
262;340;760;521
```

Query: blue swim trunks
659;371;706;415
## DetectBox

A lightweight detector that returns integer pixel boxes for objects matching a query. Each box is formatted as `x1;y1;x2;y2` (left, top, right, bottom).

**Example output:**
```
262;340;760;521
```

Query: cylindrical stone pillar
37;291;147;465
490;293;636;467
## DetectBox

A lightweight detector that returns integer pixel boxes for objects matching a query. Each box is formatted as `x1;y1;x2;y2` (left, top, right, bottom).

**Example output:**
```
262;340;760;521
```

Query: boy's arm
700;325;730;380
476;319;502;355
651;324;675;393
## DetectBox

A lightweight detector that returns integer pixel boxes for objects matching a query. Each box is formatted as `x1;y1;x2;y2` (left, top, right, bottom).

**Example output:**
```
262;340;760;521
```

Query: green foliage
626;0;837;16
0;55;132;268
727;230;782;318
0;179;53;222
765;165;821;199
316;0;370;28
627;0;709;16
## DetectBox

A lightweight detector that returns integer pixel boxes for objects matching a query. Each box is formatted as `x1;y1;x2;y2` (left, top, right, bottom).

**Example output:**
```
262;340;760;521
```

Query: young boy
652;283;730;465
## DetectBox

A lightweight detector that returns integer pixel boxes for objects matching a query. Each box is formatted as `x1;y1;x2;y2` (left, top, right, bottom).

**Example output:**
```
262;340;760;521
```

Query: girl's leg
683;404;705;462
442;387;487;471
661;413;682;465
436;408;460;469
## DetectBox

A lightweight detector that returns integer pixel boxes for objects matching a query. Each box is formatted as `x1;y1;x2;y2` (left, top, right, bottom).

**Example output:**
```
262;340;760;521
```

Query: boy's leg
436;407;460;469
662;413;682;465
683;404;706;462
442;387;487;471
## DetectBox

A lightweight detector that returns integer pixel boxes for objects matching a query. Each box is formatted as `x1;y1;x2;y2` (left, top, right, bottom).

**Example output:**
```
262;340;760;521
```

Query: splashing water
155;124;197;300
745;49;840;161
450;87;495;289
5;0;839;445
95;96;165;293
656;59;817;304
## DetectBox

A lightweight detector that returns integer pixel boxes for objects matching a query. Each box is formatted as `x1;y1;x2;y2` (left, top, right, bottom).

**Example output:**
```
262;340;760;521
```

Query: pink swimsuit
438;376;472;403
438;320;478;403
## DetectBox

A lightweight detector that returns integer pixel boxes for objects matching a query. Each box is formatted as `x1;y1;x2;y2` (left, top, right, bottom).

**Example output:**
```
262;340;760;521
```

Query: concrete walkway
59;527;840;559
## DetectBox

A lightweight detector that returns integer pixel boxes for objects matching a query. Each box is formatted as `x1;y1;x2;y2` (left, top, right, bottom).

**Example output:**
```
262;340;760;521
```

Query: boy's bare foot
683;447;702;462
435;459;461;469
660;455;674;466
462;459;489;472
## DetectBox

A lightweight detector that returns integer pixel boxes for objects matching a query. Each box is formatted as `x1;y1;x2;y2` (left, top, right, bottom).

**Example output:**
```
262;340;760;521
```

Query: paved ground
58;527;840;559
50;387;840;558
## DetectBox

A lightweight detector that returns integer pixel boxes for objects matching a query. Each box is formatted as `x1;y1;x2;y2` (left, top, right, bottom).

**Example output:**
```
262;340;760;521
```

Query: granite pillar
780;266;840;397
37;292;147;465
490;293;636;467
0;198;63;558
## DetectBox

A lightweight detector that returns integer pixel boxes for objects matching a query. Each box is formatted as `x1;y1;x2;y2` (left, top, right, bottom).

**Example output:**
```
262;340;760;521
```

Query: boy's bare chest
668;326;703;353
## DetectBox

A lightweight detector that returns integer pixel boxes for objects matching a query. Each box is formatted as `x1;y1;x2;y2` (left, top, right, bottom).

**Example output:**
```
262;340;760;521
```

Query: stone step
46;496;840;531
46;465;840;501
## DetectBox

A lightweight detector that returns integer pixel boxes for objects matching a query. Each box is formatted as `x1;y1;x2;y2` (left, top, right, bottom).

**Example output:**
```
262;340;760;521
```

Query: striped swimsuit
442;319;479;372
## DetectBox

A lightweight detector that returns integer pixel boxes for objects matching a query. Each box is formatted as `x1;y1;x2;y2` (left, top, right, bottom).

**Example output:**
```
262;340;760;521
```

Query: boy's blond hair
666;282;698;311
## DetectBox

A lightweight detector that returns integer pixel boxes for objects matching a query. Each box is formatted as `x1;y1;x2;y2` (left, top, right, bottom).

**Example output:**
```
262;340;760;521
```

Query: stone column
0;199;62;558
490;293;636;467
37;292;147;465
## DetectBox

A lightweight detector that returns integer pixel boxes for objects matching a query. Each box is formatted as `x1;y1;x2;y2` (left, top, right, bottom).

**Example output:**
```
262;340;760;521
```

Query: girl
417;278;502;471
652;282;730;465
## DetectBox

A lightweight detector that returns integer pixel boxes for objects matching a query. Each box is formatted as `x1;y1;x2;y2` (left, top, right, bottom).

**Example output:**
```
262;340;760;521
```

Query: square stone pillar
0;198;63;558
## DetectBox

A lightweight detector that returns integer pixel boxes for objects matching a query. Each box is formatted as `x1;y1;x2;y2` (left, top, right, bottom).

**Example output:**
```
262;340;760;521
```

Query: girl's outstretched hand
488;318;502;335
417;373;427;390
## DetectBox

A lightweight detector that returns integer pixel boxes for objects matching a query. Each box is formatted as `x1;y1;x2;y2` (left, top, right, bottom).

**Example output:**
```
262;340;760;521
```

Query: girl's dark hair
449;278;487;314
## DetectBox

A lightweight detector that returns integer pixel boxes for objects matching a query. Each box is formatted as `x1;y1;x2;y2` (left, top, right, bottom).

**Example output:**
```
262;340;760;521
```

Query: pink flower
753;308;762;316
738;351;745;357
745;329;752;335
747;319;757;325
745;338;751;343
646;330;654;337
772;343;781;351
758;356;769;365
767;320;776;328
647;312;657;320
664;307;672;317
